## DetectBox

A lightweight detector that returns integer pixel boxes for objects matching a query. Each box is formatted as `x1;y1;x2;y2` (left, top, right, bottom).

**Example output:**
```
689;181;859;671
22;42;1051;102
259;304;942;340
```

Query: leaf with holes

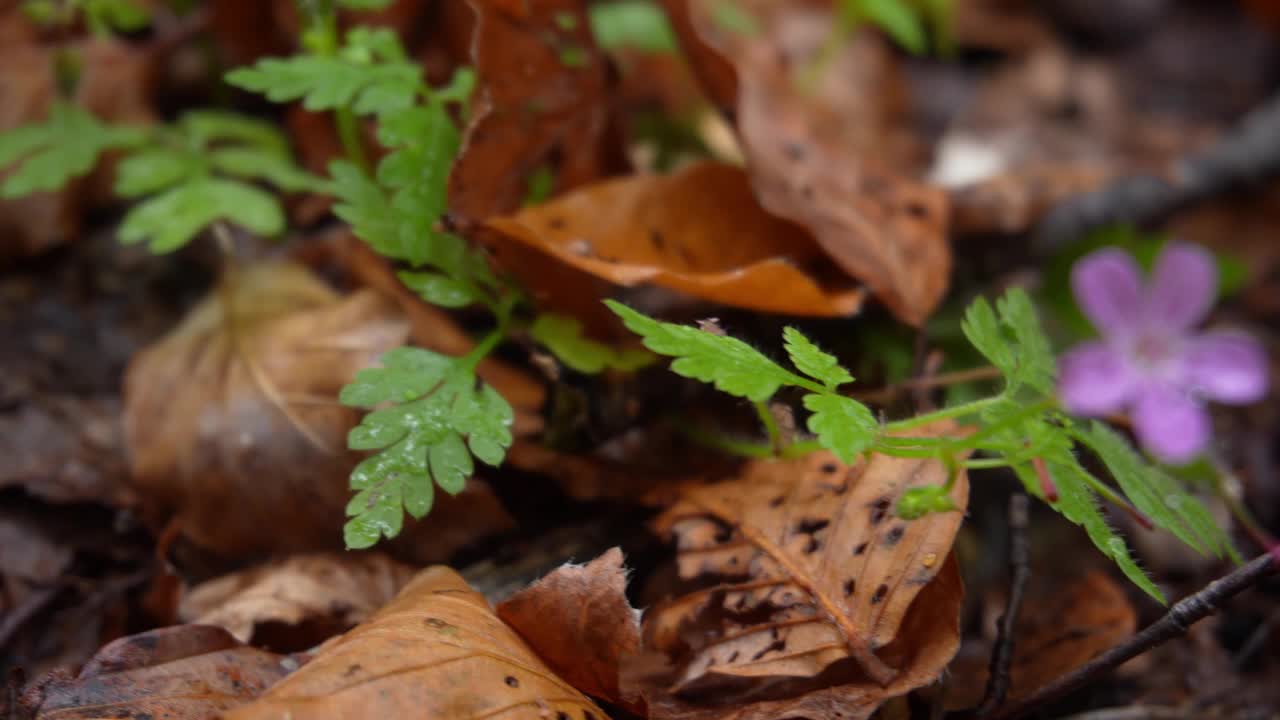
644;421;969;693
223;566;605;720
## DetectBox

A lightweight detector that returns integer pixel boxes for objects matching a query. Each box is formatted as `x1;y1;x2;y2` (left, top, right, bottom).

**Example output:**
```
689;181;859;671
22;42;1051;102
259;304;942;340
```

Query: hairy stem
754;400;783;454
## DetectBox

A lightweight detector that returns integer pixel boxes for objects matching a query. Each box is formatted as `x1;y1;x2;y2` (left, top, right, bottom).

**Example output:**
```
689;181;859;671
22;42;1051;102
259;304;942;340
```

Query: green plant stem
676;422;776;459
882;395;1004;433
1067;464;1155;530
300;0;371;173
754;400;782;454
459;300;514;373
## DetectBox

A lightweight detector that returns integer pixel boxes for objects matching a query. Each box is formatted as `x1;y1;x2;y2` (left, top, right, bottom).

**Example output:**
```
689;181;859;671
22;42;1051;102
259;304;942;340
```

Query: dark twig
1034;91;1280;250
989;553;1278;720
977;493;1032;717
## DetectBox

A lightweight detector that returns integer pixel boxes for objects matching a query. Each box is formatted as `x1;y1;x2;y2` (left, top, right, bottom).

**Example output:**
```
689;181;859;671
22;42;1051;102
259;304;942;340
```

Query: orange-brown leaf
449;0;622;223
645;426;969;690
25;625;294;720
479;162;866;324
497;547;643;710
668;0;950;325
224;566;606;720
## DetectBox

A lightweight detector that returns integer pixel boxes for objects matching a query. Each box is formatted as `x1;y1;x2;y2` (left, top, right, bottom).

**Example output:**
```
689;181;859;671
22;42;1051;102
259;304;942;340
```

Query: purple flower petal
1132;384;1211;464
1072;248;1143;337
1058;341;1138;415
1184;331;1269;404
1144;241;1217;330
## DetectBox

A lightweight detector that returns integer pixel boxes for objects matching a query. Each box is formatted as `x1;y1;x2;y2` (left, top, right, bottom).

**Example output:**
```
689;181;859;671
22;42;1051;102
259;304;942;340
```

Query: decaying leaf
22;625;295;720
641;427;969;694
178;553;417;647
224;566;606;720
947;569;1137;709
665;0;950;325
123;261;514;563
497;547;643;710
635;555;965;720
480;162;866;323
449;0;620;223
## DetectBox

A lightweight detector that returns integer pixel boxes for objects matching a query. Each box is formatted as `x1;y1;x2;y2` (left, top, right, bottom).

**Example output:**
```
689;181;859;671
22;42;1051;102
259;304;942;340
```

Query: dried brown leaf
497;547;643;710
666;0;950;325
643;426;969;692
22;625;294;720
479;162;866;325
178;553;417;647
224;566;606;720
449;0;622;223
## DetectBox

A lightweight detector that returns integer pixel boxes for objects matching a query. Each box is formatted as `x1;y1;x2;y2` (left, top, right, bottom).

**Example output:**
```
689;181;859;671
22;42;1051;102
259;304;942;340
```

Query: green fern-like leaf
530;313;654;374
340;348;514;548
0;103;146;198
783;327;853;389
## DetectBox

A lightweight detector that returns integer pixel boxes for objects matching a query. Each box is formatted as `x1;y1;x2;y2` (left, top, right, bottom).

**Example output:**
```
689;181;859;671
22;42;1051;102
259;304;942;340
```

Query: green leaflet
530;313;654;374
119;178;284;253
341;349;515;549
0;103;146;198
589;0;677;52
962;288;1055;395
783;327;853;389
802;393;877;463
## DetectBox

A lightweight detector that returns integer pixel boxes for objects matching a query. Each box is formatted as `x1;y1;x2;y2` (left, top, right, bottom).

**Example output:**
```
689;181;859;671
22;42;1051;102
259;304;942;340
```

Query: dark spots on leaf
343;664;363;678
728;650;740;662
884;525;905;546
872;584;888;604
854;541;868;556
820;462;839;473
784;142;807;162
869;497;891;525
769;495;785;508
584;713;597;720
795;518;829;535
650;228;666;250
505;675;519;688
804;536;821;553
751;636;787;661
800;184;814;200
904;201;930;219
547;216;566;230
843;579;855;596
558;713;571;720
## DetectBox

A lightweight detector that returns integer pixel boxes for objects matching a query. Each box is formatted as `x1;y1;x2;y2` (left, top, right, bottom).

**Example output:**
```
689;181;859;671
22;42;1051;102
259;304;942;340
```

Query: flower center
1129;333;1179;372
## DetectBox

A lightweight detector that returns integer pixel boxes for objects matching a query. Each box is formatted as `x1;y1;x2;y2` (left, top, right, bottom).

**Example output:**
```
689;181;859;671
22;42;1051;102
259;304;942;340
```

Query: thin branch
977;493;1032;717
988;553;1278;720
1035;90;1280;251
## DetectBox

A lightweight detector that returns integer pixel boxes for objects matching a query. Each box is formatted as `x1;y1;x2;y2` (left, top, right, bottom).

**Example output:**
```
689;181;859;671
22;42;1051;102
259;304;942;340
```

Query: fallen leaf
224;566;607;720
123;261;515;563
0;395;130;506
479;162;866;324
497;547;643;710
448;0;622;223
21;625;295;720
635;554;965;720
179;553;417;648
640;425;969;693
947;569;1136;709
665;0;950;325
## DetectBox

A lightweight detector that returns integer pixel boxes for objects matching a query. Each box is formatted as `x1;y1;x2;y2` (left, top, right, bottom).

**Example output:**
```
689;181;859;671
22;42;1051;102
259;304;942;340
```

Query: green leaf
0;104;146;198
531;313;655;374
208;147;328;193
341;355;515;547
114;148;200;197
847;0;927;54
961;289;1055;394
179;111;289;154
399;271;477;308
589;0;677;52
118;177;284;252
1075;422;1234;559
711;1;759;35
606;300;794;401
337;0;395;9
225;51;420;118
783;327;853;389
340;347;453;406
84;0;149;33
802;393;877;463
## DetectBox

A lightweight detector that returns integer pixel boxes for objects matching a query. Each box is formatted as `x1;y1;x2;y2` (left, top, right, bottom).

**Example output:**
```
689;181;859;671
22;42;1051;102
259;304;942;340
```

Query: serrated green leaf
113;148;200;197
531;313;655;374
399;271;477;308
589;0;677;52
208;147;328;192
179;111;289;154
783;327;853;389
1015;452;1164;603
118;177;284;252
1076;422;1234;559
0;104;146;198
961;289;1055;394
846;0;927;54
341;347;453;406
452;384;514;466
606;300;793;401
226;52;420;118
802;393;877;463
430;432;472;495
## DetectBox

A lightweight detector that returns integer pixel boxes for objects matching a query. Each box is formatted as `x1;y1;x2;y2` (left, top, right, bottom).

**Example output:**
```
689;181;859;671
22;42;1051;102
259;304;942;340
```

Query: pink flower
1059;242;1268;464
